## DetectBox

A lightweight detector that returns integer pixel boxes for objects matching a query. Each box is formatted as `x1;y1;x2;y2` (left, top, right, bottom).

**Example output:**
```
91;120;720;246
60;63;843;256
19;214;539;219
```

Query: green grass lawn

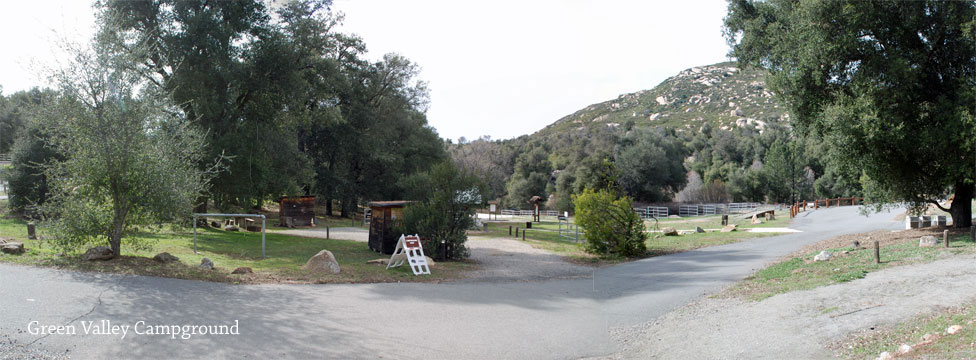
479;216;786;265
725;234;976;301
650;209;790;230
0;216;471;284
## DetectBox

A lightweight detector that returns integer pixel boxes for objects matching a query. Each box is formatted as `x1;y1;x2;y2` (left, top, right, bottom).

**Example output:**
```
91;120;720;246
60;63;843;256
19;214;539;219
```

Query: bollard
522;230;526;241
509;226;512;236
944;229;949;248
327;226;330;239
874;241;880;264
515;227;519;237
971;225;975;242
27;222;37;240
483;223;488;232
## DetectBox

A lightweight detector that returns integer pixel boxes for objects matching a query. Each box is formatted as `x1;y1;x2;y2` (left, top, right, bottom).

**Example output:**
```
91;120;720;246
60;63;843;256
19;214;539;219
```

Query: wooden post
971;225;975;242
826;199;829;208
509;226;512;236
944;229;949;248
326;226;330;239
522;230;526;241
27;222;36;240
515;227;519;237
803;201;807;211
873;241;880;264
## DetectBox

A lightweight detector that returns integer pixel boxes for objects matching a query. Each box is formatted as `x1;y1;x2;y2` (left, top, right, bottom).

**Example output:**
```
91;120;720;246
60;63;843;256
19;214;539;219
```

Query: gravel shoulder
609;253;976;359
462;236;593;282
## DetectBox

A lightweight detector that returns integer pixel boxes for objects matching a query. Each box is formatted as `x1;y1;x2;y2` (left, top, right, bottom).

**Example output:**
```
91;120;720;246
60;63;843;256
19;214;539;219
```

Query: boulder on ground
877;351;893;360
424;256;436;266
813;250;833;262
303;250;341;274
81;246;114;261
721;225;737;233
662;227;679;236
153;252;180;263
198;257;214;270
695;226;706;233
947;325;963;335
1;242;25;254
765;212;776;221
920;333;939;344
919;235;940;247
751;215;763;225
231;267;253;275
224;224;240;232
896;344;912;354
210;221;220;228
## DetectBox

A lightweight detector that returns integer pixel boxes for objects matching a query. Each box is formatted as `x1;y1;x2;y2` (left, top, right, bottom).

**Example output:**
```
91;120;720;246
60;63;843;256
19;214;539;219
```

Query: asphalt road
0;207;901;359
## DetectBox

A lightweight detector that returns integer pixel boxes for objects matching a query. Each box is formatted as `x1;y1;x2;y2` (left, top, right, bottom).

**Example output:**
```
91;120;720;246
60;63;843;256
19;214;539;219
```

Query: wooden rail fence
790;197;865;218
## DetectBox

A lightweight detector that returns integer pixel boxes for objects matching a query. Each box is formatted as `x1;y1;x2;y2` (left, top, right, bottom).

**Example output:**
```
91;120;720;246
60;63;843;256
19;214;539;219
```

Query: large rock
81;246;114;261
198;257;214;270
231;267;253;275
1;242;25;254
662;227;679;236
303;250;341;274
765;212;776;221
751;215;763;225
896;344;912;354
919;235;940;247
153;252;180;263
695;226;706;233
947;325;963;335
877;351;893;360
721;224;737;233
813;250;833;262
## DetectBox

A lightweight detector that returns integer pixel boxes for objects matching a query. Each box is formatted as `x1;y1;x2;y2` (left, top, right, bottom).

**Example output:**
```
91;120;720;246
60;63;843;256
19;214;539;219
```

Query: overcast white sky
0;0;732;142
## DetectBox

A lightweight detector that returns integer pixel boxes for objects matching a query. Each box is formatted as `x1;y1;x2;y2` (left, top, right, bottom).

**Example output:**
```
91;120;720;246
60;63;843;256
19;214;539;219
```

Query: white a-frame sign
386;234;431;275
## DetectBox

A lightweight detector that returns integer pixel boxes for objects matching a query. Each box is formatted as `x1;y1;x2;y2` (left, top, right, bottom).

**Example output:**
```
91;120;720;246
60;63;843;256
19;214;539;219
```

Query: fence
0;153;9;162
499;209;560;218
634;206;668;220
790;197;864;218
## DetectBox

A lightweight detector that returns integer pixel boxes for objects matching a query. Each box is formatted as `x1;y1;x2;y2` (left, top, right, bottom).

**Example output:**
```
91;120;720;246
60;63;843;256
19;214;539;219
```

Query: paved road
0;207;901;359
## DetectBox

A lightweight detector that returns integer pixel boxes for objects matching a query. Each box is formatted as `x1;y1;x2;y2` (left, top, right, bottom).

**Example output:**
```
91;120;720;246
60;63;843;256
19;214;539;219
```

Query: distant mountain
534;62;787;137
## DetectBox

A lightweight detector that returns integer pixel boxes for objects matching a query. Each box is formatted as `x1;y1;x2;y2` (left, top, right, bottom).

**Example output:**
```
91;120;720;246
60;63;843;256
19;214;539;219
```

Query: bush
398;161;484;260
573;188;647;257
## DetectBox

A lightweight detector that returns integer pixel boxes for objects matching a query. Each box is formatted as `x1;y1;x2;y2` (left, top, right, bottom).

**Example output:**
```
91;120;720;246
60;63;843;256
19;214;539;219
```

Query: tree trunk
194;195;209;226
325;198;333;217
950;182;973;228
109;224;123;259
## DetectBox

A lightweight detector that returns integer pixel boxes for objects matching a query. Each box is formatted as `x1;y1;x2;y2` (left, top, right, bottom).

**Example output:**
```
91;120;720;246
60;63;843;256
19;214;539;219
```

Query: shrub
573;188;647;257
398;161;484;260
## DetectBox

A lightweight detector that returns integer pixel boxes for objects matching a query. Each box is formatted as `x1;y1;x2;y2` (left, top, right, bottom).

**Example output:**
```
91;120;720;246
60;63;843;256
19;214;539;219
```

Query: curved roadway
0;207;901;359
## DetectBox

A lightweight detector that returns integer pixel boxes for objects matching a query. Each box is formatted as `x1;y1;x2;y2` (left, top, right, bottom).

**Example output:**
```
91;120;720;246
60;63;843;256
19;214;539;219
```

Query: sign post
386;234;431;275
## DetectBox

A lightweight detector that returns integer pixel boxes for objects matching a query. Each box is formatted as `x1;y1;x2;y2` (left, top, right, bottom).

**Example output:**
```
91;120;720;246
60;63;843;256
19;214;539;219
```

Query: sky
0;0;732;142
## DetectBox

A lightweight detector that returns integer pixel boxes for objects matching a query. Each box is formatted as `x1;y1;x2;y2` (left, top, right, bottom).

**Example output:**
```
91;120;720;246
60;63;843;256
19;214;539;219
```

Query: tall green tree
43;49;214;257
726;0;976;227
615;128;687;202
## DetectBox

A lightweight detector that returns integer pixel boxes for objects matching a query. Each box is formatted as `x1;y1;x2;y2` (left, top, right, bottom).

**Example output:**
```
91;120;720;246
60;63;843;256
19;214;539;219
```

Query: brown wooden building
367;201;411;254
279;196;316;227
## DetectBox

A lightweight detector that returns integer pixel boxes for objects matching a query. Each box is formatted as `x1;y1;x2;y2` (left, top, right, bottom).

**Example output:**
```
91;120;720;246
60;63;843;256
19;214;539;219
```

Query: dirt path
462;236;593;282
609;253;976;359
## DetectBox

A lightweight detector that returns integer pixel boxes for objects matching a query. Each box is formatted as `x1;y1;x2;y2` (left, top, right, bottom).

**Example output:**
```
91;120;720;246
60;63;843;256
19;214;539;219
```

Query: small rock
920;333;938;343
852;240;860;249
947;325;963;335
424;256;436;266
231;267;253;274
662;227;679;236
721;224;737;233
695;226;705;233
897;344;911;354
153;252;180;263
751;215;763;225
877;351;893;360
224;225;240;232
813;250;833;262
81;246;114;261
210;221;220;228
198;257;214;270
303;250;341;274
919;235;940;247
1;242;25;254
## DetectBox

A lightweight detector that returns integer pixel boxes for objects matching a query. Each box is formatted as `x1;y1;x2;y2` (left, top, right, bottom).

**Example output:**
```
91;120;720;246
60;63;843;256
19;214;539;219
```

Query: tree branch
927;199;951;213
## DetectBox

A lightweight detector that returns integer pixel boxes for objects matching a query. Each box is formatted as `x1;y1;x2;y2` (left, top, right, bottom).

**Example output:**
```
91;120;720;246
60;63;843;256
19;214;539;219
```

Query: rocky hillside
534;62;787;137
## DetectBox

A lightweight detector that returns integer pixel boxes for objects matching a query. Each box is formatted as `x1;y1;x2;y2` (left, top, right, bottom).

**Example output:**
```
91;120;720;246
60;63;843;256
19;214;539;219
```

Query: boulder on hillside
1;242;25;254
81;246;114;261
919;235;940;247
198;257;214;270
303;250;341;274
662;227;679;236
813;251;833;262
153;252;180;263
